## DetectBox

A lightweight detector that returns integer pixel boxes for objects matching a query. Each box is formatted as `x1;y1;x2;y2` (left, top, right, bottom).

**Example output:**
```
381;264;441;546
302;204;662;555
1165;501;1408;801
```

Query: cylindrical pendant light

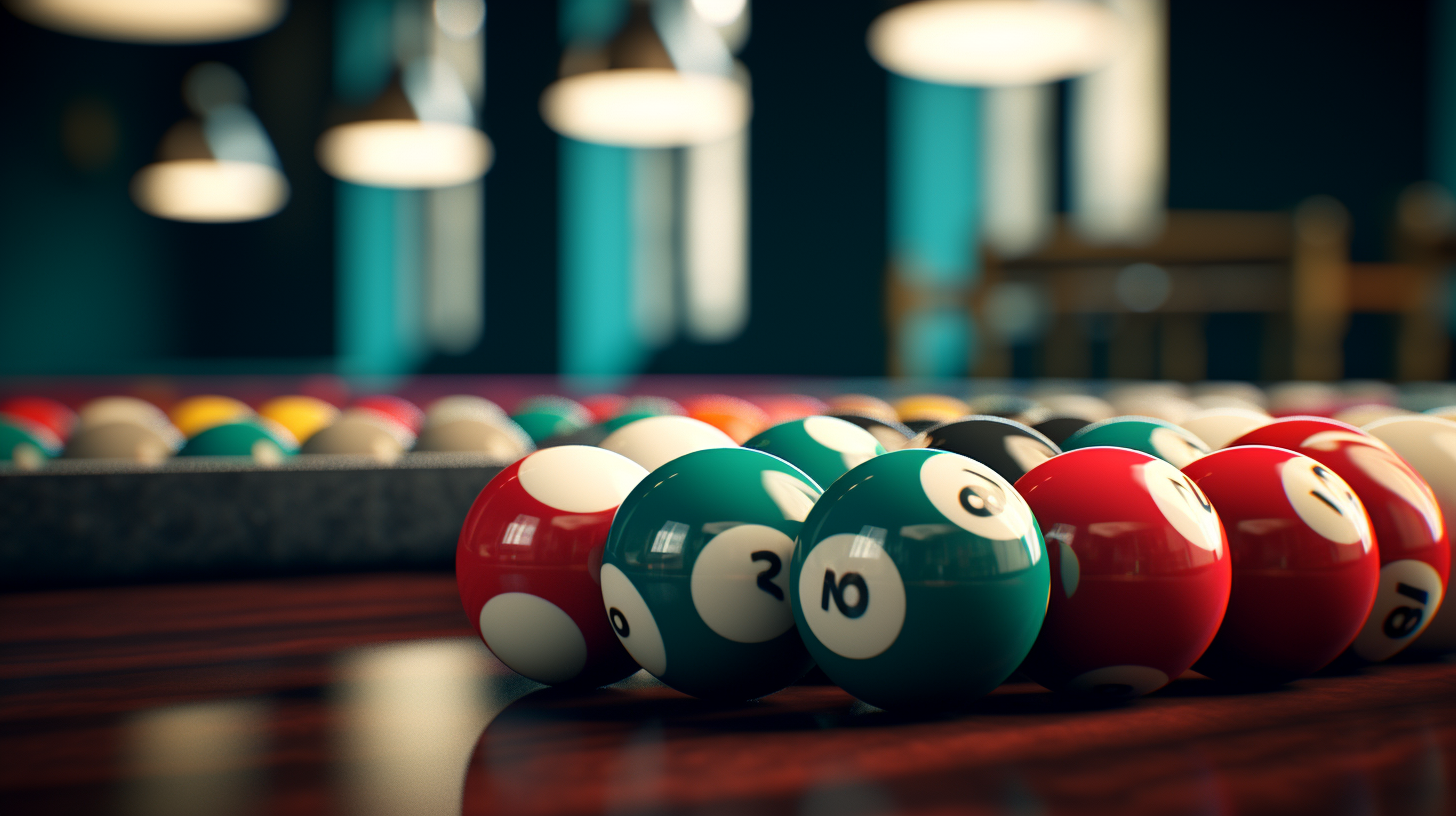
7;0;286;43
131;63;289;223
317;56;493;189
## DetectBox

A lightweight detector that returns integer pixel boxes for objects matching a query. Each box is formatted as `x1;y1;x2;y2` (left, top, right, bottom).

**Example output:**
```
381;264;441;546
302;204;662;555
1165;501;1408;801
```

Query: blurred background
0;0;1450;384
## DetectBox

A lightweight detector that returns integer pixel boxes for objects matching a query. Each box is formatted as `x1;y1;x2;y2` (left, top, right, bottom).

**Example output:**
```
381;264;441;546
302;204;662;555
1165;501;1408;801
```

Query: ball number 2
1383;582;1429;639
751;550;784;601
821;569;869;618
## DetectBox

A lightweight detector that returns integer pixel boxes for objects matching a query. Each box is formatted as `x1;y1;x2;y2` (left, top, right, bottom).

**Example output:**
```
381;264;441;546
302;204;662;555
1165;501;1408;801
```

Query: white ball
600;415;736;472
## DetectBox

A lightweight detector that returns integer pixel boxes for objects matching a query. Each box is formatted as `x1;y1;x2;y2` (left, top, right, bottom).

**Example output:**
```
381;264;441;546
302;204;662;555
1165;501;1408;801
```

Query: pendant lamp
316;56;493;189
868;0;1122;86
7;0;285;44
540;0;749;148
131;63;289;223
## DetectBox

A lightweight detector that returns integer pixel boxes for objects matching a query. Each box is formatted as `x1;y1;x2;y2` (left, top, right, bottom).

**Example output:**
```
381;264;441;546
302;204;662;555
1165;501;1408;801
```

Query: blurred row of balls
456;390;1456;711
4;379;1452;471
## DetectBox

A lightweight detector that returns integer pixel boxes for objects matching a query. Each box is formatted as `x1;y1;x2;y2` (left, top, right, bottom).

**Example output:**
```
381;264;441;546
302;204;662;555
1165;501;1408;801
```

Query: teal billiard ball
1063;416;1210;468
743;416;886;489
790;448;1050;711
0;417;60;470
179;419;298;463
601;447;822;700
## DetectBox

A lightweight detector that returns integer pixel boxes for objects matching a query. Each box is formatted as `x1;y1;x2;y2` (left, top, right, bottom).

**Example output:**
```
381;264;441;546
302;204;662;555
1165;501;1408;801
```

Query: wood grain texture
2;572;1455;816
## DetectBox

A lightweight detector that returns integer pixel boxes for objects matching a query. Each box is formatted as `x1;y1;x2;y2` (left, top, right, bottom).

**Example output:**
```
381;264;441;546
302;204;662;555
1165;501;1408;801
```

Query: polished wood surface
3;573;1455;816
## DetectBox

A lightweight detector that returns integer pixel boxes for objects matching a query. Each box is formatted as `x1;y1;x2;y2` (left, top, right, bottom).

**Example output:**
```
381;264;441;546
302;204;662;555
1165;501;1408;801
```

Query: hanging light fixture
540;0;750;148
316;56;493;189
868;0;1122;86
7;0;286;44
131;63;289;223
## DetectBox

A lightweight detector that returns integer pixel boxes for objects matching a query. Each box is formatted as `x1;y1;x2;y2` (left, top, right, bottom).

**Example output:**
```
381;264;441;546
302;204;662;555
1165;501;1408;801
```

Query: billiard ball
511;396;592;444
1363;415;1456;654
601;447;820;700
352;395;426;435
743;416;886;489
178;419;298;463
906;416;1060;484
0;417;60;470
0;396;77;442
966;393;1039;419
1180;407;1271;450
1229;417;1449;663
65;421;181;463
169;395;254;438
893;394;970;433
1191;382;1267;412
1333;404;1410;427
750;394;830;425
1268;383;1339;417
599;414;736;472
830;414;915;451
1063;416;1211;468
1032;416;1093;446
77;396;173;433
1108;393;1196;425
826;394;899;424
579;394;629;423
1033;393;1115;423
598;396;687;433
682;394;770;443
259;395;339;444
458;445;647;687
301;409;411;462
791;449;1050;711
1014;447;1230;698
424;395;507;426
414;415;534;460
1184;446;1379;683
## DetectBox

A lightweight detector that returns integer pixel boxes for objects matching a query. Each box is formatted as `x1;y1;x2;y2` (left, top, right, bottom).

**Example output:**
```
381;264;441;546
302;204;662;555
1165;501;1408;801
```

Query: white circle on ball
1351;558;1445;663
1141;460;1223;553
1345;445;1444;541
1182;408;1270;450
600;415;736;473
1278;455;1367;546
1149;426;1208;468
920;452;1034;541
478;593;587;685
600;563;668;676
1004;433;1057;473
1065;665;1170;697
802;415;883;471
798;531;907;660
517;445;647;513
690;524;796;643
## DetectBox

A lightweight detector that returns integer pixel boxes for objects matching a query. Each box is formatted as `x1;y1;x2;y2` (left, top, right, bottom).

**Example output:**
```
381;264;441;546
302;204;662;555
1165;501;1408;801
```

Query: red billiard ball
1229;417;1449;663
1014;446;1231;698
0;397;77;442
1183;445;1379;683
351;395;425;435
457;445;648;687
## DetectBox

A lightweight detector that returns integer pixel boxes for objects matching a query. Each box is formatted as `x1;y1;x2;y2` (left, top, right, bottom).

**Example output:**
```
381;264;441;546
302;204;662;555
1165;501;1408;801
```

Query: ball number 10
822;569;869;618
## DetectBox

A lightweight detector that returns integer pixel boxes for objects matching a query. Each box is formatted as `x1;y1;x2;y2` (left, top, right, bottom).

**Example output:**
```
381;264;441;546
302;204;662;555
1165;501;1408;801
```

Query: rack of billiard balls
456;391;1456;710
